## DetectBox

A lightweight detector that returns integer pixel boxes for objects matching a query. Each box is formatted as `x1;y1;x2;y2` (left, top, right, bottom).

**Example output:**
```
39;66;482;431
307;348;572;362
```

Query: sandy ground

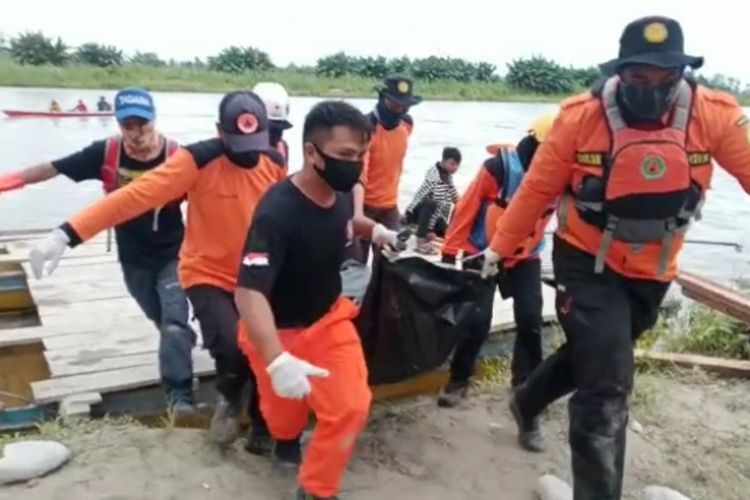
2;368;750;500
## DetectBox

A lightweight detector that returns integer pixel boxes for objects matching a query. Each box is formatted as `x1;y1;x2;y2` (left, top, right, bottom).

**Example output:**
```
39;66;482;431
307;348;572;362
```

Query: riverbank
2;368;749;499
0;60;567;103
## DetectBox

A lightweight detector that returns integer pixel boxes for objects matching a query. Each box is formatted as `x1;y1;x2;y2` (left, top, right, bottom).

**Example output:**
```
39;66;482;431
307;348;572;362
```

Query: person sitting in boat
438;114;558;453
403;146;461;255
72;99;88;112
97;96;112;112
0;88;196;414
48;100;61;113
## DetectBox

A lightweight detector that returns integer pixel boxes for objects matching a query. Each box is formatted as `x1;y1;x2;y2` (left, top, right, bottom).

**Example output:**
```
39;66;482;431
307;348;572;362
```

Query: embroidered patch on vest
687;152;711;166
576;151;605;167
640;155;668;180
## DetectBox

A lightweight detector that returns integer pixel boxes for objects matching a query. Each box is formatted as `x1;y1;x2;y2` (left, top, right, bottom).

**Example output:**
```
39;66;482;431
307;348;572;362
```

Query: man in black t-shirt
0;88;195;411
235;101;400;500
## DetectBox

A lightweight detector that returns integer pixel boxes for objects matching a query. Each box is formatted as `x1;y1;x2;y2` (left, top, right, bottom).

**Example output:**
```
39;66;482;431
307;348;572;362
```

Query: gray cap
218;91;271;153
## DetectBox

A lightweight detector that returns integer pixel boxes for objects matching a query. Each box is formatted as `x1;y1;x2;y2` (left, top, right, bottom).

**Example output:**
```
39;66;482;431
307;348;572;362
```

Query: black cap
600;16;704;75
218;91;271;153
376;74;423;107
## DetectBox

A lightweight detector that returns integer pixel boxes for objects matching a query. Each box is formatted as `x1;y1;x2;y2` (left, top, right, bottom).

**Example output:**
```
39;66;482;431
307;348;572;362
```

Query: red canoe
2;110;114;118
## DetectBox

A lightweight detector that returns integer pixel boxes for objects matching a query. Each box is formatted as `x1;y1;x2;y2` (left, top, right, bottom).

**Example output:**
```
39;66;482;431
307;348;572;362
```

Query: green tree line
3;31;749;98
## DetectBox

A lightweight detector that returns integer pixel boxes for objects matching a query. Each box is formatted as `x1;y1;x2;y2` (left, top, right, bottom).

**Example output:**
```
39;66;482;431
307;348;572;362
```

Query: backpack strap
601;76;627;132
101;136;121;193
670;80;693;132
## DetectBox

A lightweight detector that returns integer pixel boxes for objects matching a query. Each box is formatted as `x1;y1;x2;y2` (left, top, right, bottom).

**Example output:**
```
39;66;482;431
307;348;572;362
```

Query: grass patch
0;415;143;449
476;356;512;389
665;305;750;359
0;60;566;102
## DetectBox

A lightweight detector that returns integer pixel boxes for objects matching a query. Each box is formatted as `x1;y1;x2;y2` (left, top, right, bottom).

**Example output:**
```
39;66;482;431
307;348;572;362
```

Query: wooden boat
3;110;114;118
0;231;558;429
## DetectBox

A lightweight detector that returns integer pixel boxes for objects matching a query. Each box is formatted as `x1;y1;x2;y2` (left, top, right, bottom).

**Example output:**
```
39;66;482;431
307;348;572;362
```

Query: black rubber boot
509;390;546;453
295;487;339;500
244;426;273;456
209;394;241;448
272;437;302;472
568;394;628;500
437;380;469;408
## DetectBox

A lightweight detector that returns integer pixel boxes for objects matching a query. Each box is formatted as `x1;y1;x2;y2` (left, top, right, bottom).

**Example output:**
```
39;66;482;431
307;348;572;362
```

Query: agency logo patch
641;155;668;180
643;22;668;44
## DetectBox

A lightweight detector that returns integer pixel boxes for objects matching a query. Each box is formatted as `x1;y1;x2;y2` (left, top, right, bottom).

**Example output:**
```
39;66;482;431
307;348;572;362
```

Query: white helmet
252;82;291;128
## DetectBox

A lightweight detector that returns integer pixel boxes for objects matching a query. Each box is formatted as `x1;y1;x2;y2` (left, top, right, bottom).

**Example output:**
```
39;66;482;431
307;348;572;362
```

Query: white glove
481;248;501;279
266;351;329;400
371;223;399;248
29;228;70;280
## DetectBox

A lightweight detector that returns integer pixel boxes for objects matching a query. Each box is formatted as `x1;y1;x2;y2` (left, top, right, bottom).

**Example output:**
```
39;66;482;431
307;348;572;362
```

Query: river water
1;87;748;282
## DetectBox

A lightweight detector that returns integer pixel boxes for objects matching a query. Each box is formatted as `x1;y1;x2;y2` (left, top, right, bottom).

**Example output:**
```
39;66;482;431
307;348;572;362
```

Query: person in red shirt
72;99;88;112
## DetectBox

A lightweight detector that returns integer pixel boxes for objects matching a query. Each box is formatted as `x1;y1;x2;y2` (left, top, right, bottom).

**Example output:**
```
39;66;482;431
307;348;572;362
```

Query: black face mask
618;80;679;122
225;148;261;168
269;128;283;146
312;144;362;192
376;98;403;130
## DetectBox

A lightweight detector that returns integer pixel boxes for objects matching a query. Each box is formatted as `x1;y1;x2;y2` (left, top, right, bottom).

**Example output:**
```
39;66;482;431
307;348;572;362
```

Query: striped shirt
406;163;459;228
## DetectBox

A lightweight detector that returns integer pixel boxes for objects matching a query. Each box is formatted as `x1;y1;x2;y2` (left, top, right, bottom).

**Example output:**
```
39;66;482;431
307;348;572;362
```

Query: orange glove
0;172;25;193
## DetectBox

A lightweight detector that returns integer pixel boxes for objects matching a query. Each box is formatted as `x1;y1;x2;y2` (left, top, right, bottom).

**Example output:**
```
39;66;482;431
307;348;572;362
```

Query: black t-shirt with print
237;178;353;329
52;139;184;269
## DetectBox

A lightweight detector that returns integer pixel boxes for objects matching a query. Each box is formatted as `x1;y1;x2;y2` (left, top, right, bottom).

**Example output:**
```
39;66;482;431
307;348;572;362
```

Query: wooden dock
0;231;556;421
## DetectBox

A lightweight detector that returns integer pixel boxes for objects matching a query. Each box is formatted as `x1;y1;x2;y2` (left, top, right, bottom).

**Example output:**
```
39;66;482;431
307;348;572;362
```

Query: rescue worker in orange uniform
236;100;400;500
479;17;750;499
438;116;557;454
29;91;288;455
351;74;422;263
0;88;195;412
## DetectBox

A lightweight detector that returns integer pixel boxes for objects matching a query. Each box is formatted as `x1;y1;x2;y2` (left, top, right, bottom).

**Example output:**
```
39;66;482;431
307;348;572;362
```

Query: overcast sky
4;0;748;83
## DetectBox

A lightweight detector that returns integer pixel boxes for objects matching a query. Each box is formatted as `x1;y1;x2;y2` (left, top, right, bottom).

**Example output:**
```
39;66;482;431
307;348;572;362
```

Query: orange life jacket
559;76;705;276
472;146;554;263
101;136;179;193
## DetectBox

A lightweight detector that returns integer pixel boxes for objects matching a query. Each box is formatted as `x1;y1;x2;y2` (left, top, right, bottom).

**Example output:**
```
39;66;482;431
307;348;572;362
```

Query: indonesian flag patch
242;252;269;267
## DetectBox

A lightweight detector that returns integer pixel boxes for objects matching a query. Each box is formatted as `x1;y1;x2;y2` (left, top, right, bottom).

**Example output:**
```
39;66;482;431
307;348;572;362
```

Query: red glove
0;172;25;193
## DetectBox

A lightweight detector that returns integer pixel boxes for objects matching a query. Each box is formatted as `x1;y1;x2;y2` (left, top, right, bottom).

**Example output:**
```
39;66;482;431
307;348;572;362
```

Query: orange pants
238;297;372;497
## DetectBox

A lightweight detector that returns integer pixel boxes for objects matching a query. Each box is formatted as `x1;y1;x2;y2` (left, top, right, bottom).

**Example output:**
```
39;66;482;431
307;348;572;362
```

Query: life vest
559;76;704;276
101;136;180;232
101;136;179;193
469;147;552;260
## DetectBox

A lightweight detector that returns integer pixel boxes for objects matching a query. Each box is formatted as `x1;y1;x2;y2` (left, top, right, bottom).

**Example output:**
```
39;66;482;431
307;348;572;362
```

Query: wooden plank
42;321;156;350
0;313;147;347
31;350;215;404
635;349;750;378
49;352;159;377
44;335;159;365
59;392;103;418
38;296;144;320
677;271;750;324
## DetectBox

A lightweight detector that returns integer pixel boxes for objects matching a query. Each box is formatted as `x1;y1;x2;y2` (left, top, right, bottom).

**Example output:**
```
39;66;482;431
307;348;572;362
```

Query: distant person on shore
0;88;196;413
253;82;292;168
350;74;422;263
48;100;61;113
27;90;289;456
97;96;113;112
403;146;461;254
72;99;88;112
479;16;750;498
